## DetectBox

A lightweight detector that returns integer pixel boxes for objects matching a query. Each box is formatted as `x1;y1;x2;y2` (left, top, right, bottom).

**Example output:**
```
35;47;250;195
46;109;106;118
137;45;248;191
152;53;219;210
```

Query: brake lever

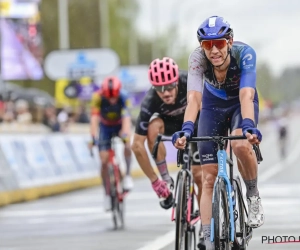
152;134;162;160
253;144;263;164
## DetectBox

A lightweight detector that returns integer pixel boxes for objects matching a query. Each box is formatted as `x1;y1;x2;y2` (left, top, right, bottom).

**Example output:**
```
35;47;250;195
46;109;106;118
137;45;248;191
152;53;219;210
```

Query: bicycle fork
211;149;235;244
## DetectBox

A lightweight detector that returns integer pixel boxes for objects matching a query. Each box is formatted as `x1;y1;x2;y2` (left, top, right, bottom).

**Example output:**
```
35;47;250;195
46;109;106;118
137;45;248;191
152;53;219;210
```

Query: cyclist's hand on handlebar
88;136;97;150
172;131;189;149
119;132;130;143
172;121;194;149
244;129;262;145
151;179;170;198
241;118;262;145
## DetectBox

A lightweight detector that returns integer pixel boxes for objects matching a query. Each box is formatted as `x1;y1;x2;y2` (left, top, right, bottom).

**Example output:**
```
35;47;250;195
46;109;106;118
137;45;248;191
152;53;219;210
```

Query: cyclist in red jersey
90;76;133;211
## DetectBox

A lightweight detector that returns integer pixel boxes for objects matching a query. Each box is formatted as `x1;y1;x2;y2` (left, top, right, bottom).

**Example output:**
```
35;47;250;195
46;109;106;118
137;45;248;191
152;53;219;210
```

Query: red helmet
101;76;121;98
148;57;179;86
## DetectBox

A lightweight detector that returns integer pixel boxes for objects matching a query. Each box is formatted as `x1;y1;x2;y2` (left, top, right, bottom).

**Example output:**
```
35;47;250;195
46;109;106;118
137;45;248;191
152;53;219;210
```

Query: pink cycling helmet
148;57;179;86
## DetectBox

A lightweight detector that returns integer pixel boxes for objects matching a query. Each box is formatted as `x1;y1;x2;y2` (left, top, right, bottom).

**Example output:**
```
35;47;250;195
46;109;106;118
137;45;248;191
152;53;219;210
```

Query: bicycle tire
185;185;197;250
233;176;246;250
117;166;125;229
108;163;124;230
175;171;187;250
212;178;230;250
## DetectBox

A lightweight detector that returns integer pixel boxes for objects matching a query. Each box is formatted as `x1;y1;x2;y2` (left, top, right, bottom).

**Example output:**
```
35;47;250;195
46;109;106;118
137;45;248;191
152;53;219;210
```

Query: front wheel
185;225;197;250
233;176;246;250
212;178;230;250
175;171;188;250
185;181;197;250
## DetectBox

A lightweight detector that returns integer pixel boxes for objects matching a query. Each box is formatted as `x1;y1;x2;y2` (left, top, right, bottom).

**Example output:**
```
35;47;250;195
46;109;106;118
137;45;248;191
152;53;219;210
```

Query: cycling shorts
197;86;259;165
150;114;200;165
99;123;122;151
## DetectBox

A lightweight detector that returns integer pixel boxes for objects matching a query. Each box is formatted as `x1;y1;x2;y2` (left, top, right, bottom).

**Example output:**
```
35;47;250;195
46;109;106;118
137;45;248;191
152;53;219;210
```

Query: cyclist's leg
230;103;264;228
119;123;134;190
147;115;179;184
99;123;114;210
197;108;227;249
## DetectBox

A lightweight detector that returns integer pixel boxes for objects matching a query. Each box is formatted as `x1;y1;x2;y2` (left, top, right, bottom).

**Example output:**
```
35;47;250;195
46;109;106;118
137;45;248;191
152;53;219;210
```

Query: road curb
0;163;178;207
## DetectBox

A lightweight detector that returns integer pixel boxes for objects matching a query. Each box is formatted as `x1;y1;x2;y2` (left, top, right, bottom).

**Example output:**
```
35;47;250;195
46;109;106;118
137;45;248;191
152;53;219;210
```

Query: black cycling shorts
151;114;200;165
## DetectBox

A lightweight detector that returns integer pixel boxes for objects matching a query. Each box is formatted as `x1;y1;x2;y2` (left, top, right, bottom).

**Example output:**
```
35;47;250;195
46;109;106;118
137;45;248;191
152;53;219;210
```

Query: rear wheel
212;178;230;250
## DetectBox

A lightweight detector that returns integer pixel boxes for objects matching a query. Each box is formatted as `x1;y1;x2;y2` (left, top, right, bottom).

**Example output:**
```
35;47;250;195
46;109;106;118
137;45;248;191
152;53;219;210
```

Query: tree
278;67;300;102
256;63;279;102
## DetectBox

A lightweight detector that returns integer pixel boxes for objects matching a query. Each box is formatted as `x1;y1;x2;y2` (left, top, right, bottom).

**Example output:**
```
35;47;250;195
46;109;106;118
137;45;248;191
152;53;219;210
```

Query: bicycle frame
152;135;200;229
107;137;129;201
211;145;235;243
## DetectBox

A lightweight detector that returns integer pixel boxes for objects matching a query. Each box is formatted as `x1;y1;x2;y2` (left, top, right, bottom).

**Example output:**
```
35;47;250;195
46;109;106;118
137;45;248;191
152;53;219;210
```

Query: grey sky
136;0;300;76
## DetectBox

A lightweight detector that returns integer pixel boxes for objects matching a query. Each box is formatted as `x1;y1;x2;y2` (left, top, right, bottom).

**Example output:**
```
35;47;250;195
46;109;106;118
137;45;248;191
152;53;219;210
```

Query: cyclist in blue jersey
172;16;264;250
90;76;133;211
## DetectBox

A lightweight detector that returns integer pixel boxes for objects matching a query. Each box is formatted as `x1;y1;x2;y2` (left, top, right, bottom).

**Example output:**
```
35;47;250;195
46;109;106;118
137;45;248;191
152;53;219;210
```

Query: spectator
15;99;32;124
76;104;89;123
43;105;60;132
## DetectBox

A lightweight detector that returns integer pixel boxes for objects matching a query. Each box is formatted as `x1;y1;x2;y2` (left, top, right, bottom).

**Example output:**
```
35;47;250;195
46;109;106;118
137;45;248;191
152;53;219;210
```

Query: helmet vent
218;27;226;35
200;28;206;36
160;72;165;82
172;68;176;79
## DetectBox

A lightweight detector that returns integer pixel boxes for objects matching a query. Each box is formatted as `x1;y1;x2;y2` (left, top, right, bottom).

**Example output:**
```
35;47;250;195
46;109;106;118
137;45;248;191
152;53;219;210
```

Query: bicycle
152;134;201;250
174;134;262;250
90;136;129;230
153;134;263;250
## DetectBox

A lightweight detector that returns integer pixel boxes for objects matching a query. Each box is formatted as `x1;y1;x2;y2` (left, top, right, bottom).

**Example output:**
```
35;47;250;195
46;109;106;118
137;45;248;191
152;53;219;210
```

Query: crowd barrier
0;133;178;207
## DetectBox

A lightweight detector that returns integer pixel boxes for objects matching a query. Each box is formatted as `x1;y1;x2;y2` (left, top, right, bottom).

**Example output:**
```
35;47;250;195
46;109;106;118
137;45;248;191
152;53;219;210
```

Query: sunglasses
201;38;228;50
152;82;177;93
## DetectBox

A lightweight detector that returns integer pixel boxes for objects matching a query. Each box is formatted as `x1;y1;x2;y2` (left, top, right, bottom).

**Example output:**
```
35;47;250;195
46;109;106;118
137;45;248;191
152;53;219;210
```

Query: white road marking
259;137;300;182
136;229;175;250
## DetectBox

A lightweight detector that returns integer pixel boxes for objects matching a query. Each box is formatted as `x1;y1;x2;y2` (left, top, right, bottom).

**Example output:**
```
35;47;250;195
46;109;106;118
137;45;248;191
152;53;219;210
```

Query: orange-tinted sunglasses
201;38;228;50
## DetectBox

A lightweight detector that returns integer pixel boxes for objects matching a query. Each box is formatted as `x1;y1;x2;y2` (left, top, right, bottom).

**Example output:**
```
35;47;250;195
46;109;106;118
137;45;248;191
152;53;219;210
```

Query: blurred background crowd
0;0;299;132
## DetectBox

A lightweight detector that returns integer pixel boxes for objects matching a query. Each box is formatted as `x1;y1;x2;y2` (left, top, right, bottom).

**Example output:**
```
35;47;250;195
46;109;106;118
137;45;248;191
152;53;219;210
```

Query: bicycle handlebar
151;134;263;163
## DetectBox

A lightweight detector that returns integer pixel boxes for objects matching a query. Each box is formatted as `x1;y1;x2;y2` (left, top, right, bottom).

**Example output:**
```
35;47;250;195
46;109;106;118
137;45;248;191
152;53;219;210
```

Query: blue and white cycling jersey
187;41;258;102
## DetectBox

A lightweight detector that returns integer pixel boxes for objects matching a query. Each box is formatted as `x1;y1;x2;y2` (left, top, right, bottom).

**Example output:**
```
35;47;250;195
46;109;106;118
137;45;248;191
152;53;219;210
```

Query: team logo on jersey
106;112;118;120
242;53;254;69
141;107;152;116
140;121;149;131
166;106;186;116
242;54;252;65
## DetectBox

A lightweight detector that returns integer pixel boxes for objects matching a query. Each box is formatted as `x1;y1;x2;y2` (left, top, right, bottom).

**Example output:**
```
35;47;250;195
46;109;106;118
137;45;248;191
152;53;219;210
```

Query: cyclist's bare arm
120;108;132;136
184;90;202;123
90;115;99;138
174;91;202;149
90;92;101;138
240;87;255;123
131;133;158;182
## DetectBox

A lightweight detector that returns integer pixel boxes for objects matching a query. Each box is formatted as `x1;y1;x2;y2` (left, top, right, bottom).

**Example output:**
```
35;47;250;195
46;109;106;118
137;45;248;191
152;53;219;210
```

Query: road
0;116;300;250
